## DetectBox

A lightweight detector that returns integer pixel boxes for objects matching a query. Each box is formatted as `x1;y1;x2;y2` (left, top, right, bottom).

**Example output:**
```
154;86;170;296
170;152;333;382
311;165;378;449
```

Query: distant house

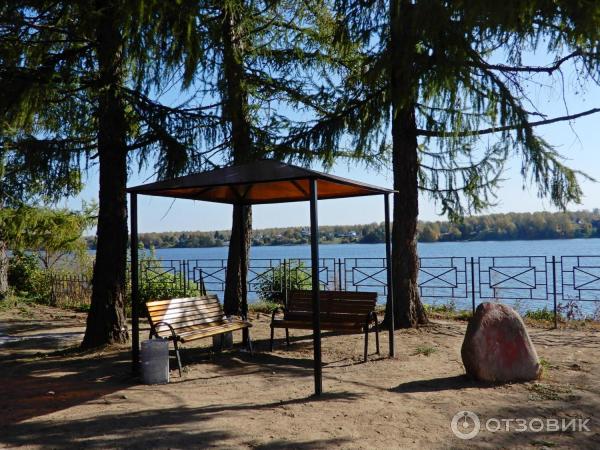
335;231;358;238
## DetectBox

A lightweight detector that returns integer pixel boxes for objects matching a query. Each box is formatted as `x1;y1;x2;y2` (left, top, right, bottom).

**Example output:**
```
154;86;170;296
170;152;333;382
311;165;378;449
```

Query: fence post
470;257;476;315
49;272;56;306
552;256;558;329
338;258;343;290
283;259;288;307
182;260;187;296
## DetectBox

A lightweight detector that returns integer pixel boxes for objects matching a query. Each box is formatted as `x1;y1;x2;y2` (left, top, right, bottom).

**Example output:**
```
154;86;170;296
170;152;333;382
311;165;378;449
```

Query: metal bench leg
242;328;249;347
285;328;290;346
372;312;380;355
270;326;275;351
172;339;183;377
364;326;369;363
247;330;254;355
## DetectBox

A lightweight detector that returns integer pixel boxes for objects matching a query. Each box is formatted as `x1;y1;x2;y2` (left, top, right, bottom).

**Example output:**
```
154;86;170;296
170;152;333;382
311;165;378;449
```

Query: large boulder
461;302;541;382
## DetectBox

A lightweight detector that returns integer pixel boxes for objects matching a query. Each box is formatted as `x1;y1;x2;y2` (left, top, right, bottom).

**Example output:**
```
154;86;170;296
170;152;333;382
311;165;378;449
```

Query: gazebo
127;159;396;395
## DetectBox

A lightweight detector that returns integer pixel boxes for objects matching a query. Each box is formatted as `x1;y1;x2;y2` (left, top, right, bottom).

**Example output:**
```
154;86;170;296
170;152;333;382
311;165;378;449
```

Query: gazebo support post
239;203;249;345
384;193;395;357
309;178;322;395
130;192;140;374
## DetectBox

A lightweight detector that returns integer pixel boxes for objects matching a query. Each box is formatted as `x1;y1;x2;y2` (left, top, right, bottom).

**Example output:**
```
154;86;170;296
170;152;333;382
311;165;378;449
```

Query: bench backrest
146;295;227;336
286;290;377;317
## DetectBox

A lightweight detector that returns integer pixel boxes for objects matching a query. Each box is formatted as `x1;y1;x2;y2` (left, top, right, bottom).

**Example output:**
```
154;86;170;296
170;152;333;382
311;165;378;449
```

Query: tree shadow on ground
174;347;316;383
1;393;359;449
529;329;600;350
390;375;498;393
0;331;83;353
457;399;600;448
0;347;131;426
0;318;85;362
256;328;358;352
253;438;350;449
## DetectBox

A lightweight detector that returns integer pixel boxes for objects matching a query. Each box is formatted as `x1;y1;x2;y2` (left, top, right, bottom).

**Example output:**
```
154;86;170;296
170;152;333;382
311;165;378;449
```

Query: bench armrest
225;314;250;323
369;310;378;323
151;320;180;341
270;306;285;322
365;310;379;330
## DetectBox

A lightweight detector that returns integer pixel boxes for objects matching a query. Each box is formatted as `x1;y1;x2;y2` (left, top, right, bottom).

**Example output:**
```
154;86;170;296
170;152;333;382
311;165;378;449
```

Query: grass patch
414;345;437;357
0;294;36;318
538;357;558;378
248;301;281;314
527;383;571;401
72;303;91;313
424;302;471;321
531;440;556;448
425;301;456;314
539;357;557;371
524;307;557;322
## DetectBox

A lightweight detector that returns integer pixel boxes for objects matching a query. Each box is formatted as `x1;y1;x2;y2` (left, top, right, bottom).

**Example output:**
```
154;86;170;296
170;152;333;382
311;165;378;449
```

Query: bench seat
146;295;252;375
269;290;379;361
173;320;251;342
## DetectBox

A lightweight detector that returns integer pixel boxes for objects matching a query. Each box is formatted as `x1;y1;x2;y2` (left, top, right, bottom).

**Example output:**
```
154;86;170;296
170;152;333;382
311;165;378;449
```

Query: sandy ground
0;303;599;449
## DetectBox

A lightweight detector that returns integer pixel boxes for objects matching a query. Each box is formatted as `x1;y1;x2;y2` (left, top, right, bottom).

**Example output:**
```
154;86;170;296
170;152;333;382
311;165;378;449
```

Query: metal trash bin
141;339;169;384
212;331;233;352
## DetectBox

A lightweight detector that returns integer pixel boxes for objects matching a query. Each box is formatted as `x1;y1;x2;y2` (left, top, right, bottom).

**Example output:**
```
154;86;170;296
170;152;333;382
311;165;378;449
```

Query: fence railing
48;272;93;309
47;255;600;322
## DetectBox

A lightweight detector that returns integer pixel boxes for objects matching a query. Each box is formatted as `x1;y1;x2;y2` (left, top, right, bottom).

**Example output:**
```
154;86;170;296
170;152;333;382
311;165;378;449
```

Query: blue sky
66;57;600;233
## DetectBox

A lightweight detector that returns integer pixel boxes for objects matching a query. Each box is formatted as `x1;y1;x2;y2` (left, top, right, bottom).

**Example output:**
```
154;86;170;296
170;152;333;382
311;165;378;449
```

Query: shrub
248;300;281;314
256;261;312;305
8;251;39;293
424;299;456;314
136;248;199;304
557;300;582;321
524;307;556;322
8;251;53;303
138;271;198;303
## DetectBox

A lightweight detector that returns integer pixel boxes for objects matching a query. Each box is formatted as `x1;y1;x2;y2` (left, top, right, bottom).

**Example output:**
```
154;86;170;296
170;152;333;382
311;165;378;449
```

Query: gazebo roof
127;159;394;205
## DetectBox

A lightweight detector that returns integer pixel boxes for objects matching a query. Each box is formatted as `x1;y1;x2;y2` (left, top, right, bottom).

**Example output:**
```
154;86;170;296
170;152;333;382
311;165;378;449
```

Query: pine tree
0;1;204;344
283;0;600;327
180;1;354;315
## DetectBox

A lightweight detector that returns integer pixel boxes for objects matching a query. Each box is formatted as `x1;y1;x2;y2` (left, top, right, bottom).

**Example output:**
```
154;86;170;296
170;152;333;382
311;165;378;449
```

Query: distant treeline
85;209;600;249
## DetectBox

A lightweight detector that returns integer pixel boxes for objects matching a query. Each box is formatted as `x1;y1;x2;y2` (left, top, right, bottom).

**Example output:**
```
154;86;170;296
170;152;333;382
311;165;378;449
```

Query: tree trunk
81;1;129;348
224;204;252;316
0;240;8;299
221;2;255;317
385;0;428;328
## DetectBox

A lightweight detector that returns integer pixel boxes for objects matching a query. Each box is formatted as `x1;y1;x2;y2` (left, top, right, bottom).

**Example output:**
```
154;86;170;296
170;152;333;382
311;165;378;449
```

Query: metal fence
48;272;93;309
48;255;600;322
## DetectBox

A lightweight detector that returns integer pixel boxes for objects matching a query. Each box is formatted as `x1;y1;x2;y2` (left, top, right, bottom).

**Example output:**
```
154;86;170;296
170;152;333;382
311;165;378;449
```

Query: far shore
86;235;600;250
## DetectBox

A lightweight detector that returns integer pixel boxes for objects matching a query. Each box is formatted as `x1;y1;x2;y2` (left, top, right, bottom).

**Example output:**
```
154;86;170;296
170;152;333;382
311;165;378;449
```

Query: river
151;238;600;260
146;239;600;317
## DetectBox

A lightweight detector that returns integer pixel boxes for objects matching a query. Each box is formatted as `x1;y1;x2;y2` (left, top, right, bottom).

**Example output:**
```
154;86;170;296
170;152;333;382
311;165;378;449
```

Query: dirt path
0;303;598;449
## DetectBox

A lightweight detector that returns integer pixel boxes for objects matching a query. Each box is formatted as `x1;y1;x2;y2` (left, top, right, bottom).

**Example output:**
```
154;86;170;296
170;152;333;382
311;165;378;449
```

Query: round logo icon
451;410;480;440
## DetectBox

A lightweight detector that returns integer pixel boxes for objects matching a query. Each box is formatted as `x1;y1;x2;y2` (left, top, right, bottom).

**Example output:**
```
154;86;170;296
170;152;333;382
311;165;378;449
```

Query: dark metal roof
127;160;394;205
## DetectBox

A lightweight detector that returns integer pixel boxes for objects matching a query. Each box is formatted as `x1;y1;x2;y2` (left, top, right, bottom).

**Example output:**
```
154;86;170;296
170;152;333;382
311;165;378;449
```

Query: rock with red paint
461;302;541;382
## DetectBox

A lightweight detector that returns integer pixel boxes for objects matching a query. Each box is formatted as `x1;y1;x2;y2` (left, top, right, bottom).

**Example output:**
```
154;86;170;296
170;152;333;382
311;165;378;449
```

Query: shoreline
88;235;600;251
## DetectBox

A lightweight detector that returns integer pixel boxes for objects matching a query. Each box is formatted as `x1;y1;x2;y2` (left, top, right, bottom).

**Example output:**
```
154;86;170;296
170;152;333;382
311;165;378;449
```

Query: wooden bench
146;295;252;375
269;290;379;362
